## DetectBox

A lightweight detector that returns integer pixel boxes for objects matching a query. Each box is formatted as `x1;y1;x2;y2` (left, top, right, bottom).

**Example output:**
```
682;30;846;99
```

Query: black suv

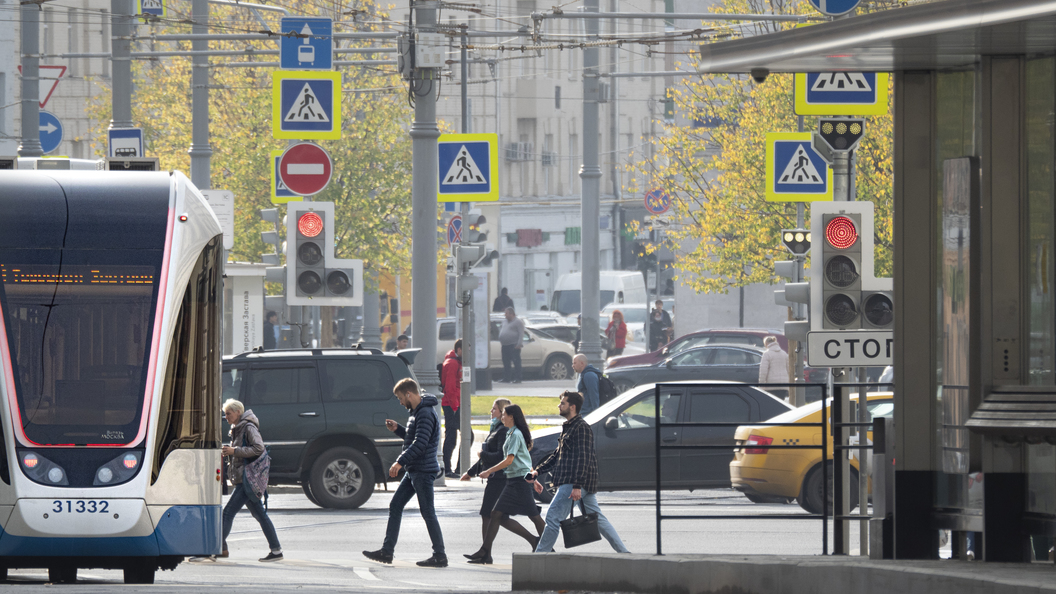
221;347;419;509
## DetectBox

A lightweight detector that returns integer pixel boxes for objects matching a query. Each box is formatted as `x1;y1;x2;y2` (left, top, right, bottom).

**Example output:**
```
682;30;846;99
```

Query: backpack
594;369;617;405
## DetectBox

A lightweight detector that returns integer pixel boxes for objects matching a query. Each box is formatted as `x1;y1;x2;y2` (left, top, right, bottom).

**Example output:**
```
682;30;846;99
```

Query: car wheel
798;462;859;515
544;355;573;380
309;447;376;509
301;480;321;507
533;470;555;504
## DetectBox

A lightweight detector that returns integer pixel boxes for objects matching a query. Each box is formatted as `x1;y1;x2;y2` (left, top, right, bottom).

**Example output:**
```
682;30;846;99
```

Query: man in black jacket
528;391;629;553
363;378;447;567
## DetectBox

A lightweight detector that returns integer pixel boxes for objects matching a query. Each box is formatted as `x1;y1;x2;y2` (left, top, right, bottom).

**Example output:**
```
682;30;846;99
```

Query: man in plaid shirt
528;391;629;553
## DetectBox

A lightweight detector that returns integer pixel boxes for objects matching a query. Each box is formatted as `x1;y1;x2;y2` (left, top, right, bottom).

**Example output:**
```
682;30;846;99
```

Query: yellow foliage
629;0;894;294
87;1;414;289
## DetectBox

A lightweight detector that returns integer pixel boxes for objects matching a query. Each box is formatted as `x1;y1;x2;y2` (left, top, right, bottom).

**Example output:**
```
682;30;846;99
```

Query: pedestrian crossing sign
270;149;303;204
272;71;342;140
765;132;833;202
794;72;889;116
437;133;499;202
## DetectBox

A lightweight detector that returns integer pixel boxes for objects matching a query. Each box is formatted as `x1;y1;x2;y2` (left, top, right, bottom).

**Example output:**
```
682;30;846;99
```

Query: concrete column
18;3;42;157
188;0;212;189
892;70;940;559
409;1;441;393
578;0;602;364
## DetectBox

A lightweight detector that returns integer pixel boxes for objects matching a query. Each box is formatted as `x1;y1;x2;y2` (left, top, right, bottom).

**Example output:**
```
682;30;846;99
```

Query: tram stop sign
278;142;333;196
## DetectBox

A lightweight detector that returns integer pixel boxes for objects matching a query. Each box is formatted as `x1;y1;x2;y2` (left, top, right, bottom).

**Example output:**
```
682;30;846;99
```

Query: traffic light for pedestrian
809;202;892;331
286;202;364;307
817;118;865;152
774;260;810;342
781;228;811;255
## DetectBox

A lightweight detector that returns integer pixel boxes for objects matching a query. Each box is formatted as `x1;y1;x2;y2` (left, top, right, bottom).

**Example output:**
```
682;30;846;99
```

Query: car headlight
93;451;142;486
20;451;69;486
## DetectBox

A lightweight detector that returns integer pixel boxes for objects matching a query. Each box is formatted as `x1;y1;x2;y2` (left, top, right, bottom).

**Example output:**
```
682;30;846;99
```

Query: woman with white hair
220;398;283;562
758;336;790;401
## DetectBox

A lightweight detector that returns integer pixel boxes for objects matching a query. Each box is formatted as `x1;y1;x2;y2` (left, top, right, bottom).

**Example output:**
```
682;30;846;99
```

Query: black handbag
560;501;601;548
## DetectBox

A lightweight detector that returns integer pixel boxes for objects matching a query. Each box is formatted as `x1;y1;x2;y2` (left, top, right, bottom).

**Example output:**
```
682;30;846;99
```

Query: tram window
321;360;394;402
153;237;224;482
246;367;321;405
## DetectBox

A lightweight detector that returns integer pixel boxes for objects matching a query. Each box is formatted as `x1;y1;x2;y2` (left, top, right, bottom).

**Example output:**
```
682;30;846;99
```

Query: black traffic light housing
817;118;865;152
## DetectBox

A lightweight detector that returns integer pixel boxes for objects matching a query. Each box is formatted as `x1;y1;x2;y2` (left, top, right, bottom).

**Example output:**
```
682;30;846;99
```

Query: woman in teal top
466;405;544;564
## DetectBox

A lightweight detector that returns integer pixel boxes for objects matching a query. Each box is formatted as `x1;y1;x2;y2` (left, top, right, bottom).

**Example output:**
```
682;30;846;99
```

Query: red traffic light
825;216;858;249
298;212;323;238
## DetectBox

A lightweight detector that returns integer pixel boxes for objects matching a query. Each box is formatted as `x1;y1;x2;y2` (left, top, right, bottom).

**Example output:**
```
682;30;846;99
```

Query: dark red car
606;329;788;370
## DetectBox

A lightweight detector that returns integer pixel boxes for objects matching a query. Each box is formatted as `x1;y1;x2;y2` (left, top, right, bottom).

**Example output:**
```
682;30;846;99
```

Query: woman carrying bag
461;399;538;550
221;399;283;562
604;310;627;358
465;405;545;564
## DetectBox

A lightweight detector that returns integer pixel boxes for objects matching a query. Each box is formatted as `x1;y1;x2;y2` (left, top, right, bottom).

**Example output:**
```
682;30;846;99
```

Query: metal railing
652;382;830;555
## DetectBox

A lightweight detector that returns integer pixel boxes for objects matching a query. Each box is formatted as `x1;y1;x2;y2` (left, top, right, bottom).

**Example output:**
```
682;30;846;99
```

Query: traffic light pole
831;147;852;556
458;29;473;476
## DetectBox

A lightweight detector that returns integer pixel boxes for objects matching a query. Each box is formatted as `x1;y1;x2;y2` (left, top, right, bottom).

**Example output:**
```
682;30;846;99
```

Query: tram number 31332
52;500;110;513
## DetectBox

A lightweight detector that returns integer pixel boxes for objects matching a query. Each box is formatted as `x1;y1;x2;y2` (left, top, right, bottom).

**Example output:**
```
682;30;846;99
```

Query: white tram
0;163;223;583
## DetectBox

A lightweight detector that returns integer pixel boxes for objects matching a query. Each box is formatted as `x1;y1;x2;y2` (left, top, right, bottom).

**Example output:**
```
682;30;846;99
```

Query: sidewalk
512;553;1056;594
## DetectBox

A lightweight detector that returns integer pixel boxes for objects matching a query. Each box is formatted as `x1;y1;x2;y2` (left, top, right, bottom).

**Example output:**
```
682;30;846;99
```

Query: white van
550;271;648;317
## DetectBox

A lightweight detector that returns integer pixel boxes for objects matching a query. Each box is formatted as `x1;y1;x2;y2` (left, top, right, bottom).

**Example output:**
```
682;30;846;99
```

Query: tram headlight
17;450;69;486
96;467;114;484
93;451;143;486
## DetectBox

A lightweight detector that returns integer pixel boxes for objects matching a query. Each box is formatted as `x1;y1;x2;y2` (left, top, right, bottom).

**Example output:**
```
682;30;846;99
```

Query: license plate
49;499;111;514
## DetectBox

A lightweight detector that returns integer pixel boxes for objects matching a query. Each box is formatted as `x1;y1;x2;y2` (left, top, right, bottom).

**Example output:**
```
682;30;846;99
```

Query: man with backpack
572;354;615;415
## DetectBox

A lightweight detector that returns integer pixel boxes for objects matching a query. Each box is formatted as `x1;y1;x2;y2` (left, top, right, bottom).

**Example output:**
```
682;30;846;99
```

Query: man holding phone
362;378;448;568
527;391;629;553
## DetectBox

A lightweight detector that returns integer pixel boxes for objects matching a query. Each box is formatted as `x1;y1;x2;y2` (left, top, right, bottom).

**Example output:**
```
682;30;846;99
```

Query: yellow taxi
729;392;893;514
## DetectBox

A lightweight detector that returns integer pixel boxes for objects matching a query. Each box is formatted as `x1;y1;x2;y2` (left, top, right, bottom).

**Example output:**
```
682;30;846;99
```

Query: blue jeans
535;484;628;553
382;471;445;556
222;481;281;553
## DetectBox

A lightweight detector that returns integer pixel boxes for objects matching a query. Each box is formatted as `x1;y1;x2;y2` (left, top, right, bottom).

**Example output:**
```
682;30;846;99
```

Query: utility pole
409;0;441;395
18;1;42;157
578;0;603;364
189;0;212;189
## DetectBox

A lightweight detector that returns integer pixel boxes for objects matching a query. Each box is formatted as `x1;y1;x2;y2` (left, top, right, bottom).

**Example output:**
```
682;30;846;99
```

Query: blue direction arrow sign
108;127;144;158
807;0;860;16
765;132;833;202
38;111;63;154
280;17;333;70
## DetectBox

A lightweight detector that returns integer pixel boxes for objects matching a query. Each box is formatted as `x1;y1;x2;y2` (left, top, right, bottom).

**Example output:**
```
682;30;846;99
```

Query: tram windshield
0;250;162;446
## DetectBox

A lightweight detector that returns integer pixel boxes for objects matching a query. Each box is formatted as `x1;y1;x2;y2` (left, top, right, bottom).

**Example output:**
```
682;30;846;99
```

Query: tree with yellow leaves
631;0;893;294
86;1;415;283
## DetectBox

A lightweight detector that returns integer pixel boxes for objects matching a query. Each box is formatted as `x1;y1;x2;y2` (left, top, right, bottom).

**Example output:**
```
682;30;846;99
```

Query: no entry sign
278;142;333;196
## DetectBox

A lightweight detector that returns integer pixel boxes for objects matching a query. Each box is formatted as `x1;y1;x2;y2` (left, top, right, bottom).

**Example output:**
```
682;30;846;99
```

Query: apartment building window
555;86;561;110
664;89;675;124
42;8;52;56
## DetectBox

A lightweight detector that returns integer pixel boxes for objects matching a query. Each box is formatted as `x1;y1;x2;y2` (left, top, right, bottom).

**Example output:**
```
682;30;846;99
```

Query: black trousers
442;405;472;473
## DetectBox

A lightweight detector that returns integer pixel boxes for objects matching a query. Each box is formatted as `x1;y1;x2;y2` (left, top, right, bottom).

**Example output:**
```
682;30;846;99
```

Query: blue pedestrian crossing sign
272;71;342;140
270;149;302;204
437;133;499;202
137;0;165;17
280;18;333;70
807;0;860;16
794;72;889;116
38;111;63;154
765;132;833;202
